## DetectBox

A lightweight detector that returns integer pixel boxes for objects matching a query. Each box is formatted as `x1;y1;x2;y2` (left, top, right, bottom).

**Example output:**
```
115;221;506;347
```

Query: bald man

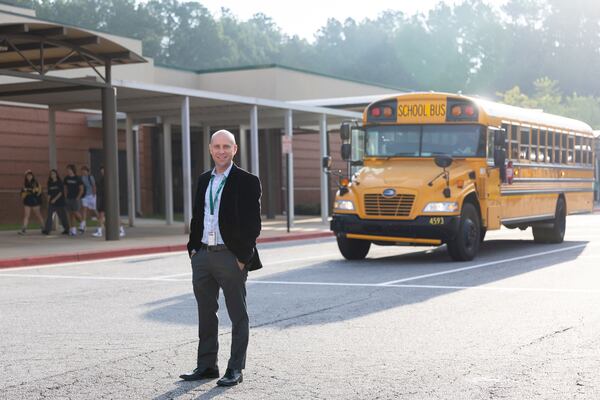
181;129;262;386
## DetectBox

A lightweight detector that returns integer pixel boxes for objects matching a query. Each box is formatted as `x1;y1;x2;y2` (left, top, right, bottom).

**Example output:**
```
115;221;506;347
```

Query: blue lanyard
209;175;227;215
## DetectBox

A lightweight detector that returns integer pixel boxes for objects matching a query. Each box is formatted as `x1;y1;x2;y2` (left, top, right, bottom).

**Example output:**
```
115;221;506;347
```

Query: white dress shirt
201;162;233;245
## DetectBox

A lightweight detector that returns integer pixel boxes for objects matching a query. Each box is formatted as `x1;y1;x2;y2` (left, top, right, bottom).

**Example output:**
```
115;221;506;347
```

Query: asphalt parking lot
2;214;600;399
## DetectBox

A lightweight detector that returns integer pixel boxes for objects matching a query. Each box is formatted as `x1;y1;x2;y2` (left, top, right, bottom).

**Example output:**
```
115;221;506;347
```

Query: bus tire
533;197;566;244
336;235;371;260
447;203;481;261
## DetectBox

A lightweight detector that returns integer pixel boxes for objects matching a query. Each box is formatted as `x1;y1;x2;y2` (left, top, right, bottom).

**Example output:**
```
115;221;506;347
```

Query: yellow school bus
328;92;595;261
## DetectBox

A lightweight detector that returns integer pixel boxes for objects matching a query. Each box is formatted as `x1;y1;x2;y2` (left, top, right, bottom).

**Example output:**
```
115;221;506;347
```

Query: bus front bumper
330;214;460;244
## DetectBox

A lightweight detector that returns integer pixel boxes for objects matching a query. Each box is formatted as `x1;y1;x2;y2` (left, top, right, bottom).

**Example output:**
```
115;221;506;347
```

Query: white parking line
378;243;587;286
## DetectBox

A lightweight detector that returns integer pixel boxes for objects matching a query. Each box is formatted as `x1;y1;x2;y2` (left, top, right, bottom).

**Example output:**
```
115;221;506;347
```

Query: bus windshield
365;124;486;158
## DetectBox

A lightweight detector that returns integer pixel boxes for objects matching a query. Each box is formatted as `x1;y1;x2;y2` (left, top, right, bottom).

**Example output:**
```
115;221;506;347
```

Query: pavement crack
516;326;574;351
250;289;381;329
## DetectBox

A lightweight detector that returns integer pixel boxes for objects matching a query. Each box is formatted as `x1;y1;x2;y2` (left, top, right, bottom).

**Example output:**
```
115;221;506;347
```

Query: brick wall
0;105;125;225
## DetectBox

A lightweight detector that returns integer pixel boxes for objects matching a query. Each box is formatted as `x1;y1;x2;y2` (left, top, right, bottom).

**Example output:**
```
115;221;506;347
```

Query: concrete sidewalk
0;216;332;268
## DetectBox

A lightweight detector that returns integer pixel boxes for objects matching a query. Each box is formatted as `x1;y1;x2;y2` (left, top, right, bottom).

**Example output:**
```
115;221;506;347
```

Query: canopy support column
163;122;173;225
102;62;120;240
285;109;294;228
126;116;135;227
250;105;259;177
203;125;211;171
239;124;248;170
181;96;192;233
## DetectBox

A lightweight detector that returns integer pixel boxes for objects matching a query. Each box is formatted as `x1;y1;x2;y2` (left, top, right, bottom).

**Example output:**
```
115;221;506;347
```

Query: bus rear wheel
336;235;371;260
447;203;481;261
533;197;566;244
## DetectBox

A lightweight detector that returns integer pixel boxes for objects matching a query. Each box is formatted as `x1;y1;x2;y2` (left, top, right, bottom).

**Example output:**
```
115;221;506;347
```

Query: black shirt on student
47;179;66;207
64;175;83;199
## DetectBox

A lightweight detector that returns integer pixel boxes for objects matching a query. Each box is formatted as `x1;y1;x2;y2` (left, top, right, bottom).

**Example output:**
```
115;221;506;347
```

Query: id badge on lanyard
208;175;226;246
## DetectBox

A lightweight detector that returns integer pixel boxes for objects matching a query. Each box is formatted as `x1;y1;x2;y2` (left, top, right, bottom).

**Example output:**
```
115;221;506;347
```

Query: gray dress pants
191;248;249;370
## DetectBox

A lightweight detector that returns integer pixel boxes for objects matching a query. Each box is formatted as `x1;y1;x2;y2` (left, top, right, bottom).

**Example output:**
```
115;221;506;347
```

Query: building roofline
155;62;409;92
197;63;409;91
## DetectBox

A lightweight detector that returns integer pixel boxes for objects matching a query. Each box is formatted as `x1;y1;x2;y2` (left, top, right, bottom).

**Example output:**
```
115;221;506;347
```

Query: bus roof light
383;106;393;118
371;107;381;117
464;105;475;116
451;105;462;116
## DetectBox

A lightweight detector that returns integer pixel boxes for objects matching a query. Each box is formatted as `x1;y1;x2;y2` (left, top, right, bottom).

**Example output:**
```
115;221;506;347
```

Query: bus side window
510;125;519;160
576;136;582;164
531;128;538;161
553;131;560;164
568;134;574;163
520;127;530;161
540;129;547;162
561;132;568;164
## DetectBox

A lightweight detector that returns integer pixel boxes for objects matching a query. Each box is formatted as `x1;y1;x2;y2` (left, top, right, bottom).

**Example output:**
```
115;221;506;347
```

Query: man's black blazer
187;164;263;270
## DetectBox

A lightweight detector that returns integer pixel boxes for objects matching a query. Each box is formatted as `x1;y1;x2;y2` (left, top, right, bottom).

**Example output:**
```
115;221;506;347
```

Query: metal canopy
0;78;361;127
0;22;144;81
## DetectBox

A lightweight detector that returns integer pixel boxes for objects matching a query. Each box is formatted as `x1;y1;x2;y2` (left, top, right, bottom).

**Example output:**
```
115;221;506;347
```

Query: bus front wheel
533;197;566;244
447;203;481;261
336;235;371;260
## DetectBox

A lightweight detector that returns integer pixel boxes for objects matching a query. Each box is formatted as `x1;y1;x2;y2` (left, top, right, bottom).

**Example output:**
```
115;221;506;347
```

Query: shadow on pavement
142;239;588;328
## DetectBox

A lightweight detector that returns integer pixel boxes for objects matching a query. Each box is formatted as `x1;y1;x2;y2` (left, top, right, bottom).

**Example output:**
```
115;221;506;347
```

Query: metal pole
134;126;142;216
203;125;211;171
239;124;248;170
181;96;192;234
48;106;57;170
102;62;120;240
250;105;259;177
126;116;135;227
163;122;173;225
319;114;329;223
264;129;274;219
285;109;294;229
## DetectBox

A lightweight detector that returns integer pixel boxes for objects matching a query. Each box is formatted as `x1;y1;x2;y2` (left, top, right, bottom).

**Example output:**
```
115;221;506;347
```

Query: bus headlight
334;200;355;211
423;202;458;213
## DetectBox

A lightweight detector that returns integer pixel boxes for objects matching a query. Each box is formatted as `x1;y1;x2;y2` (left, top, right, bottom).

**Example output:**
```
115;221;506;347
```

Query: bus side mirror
494;130;507;149
341;144;352;161
494;148;506;168
322;155;332;170
340;123;351;141
434;155;453;169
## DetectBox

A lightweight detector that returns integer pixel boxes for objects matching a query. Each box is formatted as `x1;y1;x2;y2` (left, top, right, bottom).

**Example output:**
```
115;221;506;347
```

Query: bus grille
364;193;415;217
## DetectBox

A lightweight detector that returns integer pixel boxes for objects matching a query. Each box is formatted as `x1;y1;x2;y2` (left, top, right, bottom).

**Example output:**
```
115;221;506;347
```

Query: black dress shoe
179;366;220;381
216;368;243;386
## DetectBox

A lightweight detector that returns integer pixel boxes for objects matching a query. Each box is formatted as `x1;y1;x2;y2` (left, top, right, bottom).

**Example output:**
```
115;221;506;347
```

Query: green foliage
498;77;600;128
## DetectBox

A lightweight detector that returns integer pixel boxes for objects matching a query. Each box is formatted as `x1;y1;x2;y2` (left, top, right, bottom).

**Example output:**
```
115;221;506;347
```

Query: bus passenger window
575;136;582;164
531;129;538;161
510;125;519;160
520;127;530;161
540;130;547;162
561;133;568;164
553;132;560;164
568;135;574;163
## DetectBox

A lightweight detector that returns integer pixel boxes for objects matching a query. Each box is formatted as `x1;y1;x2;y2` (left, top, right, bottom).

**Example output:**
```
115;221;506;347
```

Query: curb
0;231;333;269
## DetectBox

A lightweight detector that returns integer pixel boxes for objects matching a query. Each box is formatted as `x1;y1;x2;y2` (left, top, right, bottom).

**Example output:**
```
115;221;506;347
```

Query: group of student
18;164;124;238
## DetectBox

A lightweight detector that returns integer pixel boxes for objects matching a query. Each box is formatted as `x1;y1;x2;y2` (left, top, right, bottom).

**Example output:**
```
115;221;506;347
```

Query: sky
196;0;507;42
